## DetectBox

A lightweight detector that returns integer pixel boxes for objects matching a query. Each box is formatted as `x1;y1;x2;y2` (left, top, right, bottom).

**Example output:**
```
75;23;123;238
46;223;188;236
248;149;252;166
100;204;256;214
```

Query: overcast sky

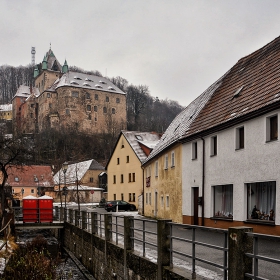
1;0;280;106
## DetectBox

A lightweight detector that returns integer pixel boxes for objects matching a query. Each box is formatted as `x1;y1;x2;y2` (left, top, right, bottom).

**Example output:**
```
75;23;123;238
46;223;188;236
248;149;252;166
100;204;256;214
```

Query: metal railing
110;215;125;245
245;232;280;280
169;223;228;280
131;217;158;258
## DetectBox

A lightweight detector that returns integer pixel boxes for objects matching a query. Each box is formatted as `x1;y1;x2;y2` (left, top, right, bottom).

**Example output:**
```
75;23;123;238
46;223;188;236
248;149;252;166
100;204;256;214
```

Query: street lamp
62;162;68;208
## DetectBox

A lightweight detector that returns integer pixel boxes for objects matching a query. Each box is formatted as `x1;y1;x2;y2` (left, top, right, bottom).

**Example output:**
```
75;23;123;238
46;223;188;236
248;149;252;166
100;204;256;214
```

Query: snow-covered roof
53;159;104;185
0;104;12;111
55;185;104;191
49;71;125;95
122;131;161;163
13;85;40;100
143;73;226;165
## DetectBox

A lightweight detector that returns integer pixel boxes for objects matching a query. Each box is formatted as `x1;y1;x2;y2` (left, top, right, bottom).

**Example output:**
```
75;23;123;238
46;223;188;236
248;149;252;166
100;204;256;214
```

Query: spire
42;55;47;70
62;59;68;73
33;65;39;78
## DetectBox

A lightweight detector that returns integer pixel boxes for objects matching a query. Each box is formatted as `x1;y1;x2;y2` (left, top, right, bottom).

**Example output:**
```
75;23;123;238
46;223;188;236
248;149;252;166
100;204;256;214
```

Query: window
132;173;135;182
87;105;91;111
166;195;170;208
71;91;79;97
247;181;275;222
94;106;97;112
266;115;278;141
66;109;70;115
161;195;164;207
15;177;19;182
103;107;107;113
149;193;152;205
117;158;120;165
112;108;116;114
30;113;33;118
31;104;34;108
49;103;52;108
47;93;51;98
90;177;93;183
88;114;91;120
121;193;124;201
86;92;90;99
114;194;116;200
129;193;132;202
113;175;116;184
128;173;131;182
171;151;175;167
126;156;129;163
95;94;98;100
120;174;124;183
146;193;149;204
210;136;217;156
164;154;168;169
116;98;120;103
133;193;135;202
31;189;34;194
213;184;233;219
155;161;158;177
106;96;109;102
236;126;244;149
192;142;197;159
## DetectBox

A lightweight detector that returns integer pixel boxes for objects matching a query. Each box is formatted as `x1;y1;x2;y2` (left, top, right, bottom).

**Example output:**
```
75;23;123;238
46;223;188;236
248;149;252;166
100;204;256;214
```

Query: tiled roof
0;104;12;111
143;74;225;164
122;131;161;163
184;36;280;138
49;71;125;94
6;165;54;187
53;159;104;185
12;85;40;100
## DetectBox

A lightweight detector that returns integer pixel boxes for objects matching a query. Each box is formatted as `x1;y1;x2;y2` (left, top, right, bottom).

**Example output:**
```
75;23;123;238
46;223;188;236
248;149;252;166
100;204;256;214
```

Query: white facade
182;109;280;225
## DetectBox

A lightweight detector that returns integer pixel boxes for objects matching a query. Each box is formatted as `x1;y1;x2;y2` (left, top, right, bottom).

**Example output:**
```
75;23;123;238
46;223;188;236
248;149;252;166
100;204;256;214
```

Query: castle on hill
12;48;127;135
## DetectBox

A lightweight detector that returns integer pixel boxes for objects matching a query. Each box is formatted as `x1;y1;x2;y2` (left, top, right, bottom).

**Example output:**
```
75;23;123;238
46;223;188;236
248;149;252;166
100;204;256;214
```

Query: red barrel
22;195;38;223
38;195;53;223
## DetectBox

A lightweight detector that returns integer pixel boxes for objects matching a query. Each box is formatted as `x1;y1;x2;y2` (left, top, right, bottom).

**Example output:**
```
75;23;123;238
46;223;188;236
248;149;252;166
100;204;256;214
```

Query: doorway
193;187;199;225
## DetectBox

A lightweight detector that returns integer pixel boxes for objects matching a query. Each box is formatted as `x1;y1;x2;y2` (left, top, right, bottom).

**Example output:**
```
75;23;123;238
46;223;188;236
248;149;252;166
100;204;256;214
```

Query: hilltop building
12;48;127;135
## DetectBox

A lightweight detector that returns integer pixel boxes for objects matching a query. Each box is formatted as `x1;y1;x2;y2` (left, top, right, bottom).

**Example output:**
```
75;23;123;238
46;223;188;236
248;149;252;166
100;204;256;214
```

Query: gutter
201;137;205;226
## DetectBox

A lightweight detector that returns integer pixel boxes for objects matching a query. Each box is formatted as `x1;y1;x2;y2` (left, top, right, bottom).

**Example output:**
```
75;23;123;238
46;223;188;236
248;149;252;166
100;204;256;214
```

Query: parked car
105;200;136;212
98;198;106;208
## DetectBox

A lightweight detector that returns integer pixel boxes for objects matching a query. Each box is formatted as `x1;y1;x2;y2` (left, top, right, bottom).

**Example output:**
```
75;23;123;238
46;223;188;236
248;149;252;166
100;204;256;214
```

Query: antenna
31;47;36;65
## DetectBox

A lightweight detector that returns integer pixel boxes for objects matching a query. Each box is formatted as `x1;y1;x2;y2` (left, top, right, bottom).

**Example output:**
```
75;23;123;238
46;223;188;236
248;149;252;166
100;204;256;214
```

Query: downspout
201;137;205;226
141;166;145;215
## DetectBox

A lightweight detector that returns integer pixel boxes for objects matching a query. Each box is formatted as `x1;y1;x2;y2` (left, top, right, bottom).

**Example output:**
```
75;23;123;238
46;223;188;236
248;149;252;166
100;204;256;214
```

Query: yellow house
0;104;12;121
106;131;160;209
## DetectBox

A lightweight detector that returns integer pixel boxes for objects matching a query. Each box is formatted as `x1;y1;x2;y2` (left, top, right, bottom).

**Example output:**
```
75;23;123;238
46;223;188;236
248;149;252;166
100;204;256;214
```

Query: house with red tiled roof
3;165;54;204
143;36;280;235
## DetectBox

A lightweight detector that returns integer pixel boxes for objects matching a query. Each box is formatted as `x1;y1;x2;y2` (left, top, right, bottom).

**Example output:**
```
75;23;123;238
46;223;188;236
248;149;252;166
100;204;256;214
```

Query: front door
193;187;199;225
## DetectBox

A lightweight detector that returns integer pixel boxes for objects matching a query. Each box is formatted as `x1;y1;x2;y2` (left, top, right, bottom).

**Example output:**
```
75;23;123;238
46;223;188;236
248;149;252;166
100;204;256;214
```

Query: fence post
81;211;86;229
104;213;112;241
91;212;97;234
123;216;133;278
75;210;79;227
157;219;172;280
228;226;253;280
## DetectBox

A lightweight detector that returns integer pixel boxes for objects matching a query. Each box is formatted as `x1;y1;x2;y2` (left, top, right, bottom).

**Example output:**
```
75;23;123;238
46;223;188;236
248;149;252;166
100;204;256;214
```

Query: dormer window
108;86;115;91
135;135;143;141
95;84;103;89
74;76;82;80
83;83;91;87
85;78;94;82
70;81;79;85
14;177;19;182
99;80;106;84
34;176;38;182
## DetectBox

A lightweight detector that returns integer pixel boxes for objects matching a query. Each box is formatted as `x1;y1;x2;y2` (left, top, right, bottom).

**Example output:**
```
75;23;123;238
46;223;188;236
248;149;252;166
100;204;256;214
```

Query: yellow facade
144;144;182;223
107;134;143;207
0;104;12;121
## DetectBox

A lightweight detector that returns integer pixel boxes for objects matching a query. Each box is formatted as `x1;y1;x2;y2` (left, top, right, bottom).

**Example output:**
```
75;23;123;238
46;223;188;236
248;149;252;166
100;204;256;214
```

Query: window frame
164;154;168;170
192;141;198;160
171;151;175;167
155;161;158;177
210;135;217;156
166;195;170;208
266;114;278;142
213;184;233;219
236;126;244;150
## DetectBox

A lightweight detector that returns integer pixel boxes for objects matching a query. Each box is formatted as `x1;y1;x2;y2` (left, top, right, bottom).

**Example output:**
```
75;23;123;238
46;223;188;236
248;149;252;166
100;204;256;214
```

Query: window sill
210;154;217;157
210;217;233;221
244;219;275;226
235;147;244;151
192;158;197;161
